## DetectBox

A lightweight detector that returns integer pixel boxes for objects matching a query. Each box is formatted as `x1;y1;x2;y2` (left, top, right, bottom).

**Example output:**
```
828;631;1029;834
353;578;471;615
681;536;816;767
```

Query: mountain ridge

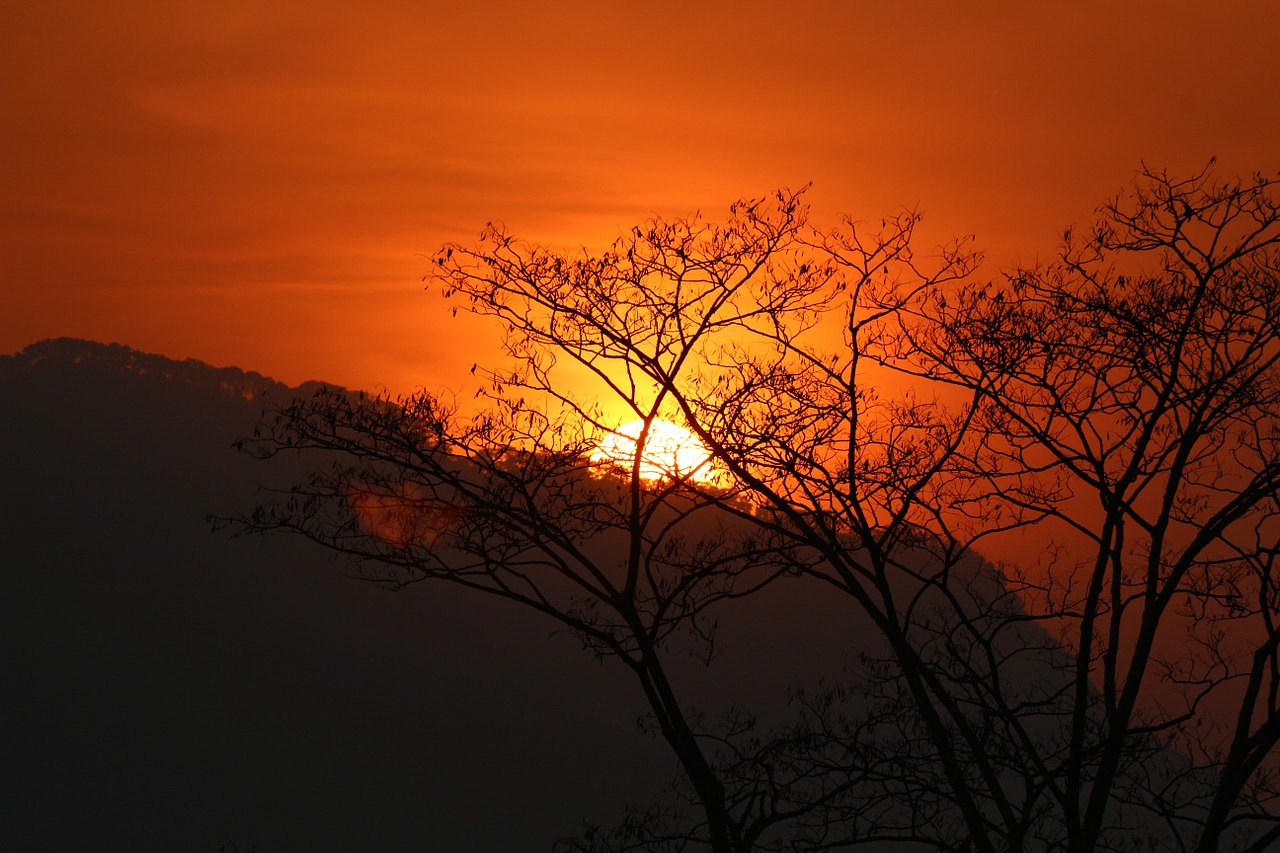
1;336;340;401
1;336;1216;852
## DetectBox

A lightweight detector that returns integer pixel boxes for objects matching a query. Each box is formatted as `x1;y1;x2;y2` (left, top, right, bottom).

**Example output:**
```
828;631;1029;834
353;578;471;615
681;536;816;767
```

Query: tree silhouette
228;164;1280;852
231;191;842;853
900;162;1280;852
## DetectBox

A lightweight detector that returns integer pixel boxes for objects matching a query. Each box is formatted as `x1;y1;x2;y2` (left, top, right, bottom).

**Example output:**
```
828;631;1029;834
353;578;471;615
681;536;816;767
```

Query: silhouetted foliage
900;162;1280;853
228;163;1280;852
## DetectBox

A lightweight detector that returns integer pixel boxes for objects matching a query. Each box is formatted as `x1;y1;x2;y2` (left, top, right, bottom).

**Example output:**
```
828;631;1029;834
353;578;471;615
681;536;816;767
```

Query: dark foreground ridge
1;338;1210;852
0;338;677;853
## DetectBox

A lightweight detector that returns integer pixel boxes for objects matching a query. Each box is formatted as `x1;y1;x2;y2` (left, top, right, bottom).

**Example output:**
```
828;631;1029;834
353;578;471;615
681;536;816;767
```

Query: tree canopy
230;162;1280;853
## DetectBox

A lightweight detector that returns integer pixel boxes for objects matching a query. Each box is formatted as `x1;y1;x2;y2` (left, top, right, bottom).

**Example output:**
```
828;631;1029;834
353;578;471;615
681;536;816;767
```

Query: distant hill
2;338;875;853
2;338;1216;852
0;337;332;401
0;338;686;853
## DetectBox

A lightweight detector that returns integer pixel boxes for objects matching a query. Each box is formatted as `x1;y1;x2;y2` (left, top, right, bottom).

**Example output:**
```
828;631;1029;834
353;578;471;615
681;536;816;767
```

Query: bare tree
428;190;1006;850
230;191;866;853
896;162;1280;852
228;165;1280;852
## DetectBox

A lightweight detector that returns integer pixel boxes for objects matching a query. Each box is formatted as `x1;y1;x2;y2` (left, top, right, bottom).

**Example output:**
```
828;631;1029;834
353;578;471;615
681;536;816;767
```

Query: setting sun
591;418;715;483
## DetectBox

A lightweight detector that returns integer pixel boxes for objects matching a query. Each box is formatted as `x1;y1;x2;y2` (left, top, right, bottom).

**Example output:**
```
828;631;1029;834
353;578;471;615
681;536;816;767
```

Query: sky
3;0;1278;396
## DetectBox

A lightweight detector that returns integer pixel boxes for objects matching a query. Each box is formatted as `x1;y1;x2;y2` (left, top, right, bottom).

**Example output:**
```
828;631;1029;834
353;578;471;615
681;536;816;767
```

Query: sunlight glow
591;419;716;484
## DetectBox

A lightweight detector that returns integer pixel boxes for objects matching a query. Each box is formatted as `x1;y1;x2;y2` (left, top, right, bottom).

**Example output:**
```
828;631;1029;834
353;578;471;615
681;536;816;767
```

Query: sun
591;418;715;483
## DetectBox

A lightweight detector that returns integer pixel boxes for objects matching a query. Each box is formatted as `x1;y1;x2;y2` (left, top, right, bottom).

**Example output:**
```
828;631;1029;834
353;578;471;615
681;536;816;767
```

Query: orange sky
3;1;1278;396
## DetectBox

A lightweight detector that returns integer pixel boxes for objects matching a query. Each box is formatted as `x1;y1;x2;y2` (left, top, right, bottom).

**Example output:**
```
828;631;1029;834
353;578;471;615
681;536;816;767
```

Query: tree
231;190;863;853
227;164;1280;852
899;162;1280;852
425;187;997;850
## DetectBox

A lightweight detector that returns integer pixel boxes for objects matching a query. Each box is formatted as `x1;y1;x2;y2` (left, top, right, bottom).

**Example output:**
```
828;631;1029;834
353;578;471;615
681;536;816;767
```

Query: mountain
0;336;331;401
1;339;691;852
4;339;1225;852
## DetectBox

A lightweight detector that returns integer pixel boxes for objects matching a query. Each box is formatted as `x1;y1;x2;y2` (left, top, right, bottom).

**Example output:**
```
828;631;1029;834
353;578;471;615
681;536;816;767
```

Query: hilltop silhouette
2;338;1202;852
1;337;334;399
1;339;677;852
